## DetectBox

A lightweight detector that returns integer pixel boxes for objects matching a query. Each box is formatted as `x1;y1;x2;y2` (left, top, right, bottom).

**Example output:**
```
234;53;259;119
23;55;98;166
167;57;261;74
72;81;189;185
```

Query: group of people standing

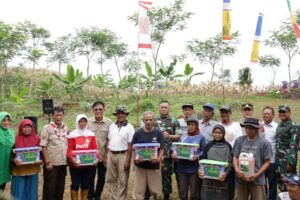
0;100;299;200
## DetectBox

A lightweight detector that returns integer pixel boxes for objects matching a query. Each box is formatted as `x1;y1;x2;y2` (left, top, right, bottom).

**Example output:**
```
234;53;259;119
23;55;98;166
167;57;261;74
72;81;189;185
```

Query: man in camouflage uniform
291;125;300;175
155;100;181;200
276;104;298;191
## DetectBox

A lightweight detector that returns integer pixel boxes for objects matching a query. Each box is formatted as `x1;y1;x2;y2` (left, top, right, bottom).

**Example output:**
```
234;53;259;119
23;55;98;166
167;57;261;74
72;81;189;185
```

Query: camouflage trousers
161;158;173;195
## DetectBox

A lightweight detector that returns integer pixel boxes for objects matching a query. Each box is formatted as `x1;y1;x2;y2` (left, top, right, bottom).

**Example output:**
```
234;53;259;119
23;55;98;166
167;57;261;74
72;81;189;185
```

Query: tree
238;67;252;86
158;59;182;88
182;63;204;85
186;32;239;82
216;68;232;84
128;0;193;76
105;40;128;82
259;55;281;87
264;11;300;84
122;51;141;75
0;21;27;75
46;34;74;75
72;27;100;76
53;64;91;100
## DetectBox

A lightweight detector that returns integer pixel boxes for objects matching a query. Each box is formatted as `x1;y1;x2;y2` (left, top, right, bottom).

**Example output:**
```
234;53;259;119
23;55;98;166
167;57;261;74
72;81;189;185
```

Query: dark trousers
42;165;67;200
0;183;6;191
70;166;93;191
265;163;277;200
178;172;199;200
88;162;106;200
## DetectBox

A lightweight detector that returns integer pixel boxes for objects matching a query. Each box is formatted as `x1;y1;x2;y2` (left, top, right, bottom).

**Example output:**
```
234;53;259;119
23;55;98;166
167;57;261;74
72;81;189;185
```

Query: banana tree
53;64;91;100
37;77;55;98
183;63;204;85
158;59;183;88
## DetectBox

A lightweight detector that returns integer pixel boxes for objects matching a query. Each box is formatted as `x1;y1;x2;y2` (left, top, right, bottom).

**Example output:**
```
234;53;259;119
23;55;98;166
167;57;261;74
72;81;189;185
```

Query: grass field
1;94;300;199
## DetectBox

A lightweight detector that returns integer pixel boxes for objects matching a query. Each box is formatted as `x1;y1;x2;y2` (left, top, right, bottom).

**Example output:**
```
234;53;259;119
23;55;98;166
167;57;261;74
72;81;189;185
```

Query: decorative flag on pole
250;13;264;63
286;0;300;49
138;1;152;49
223;0;231;40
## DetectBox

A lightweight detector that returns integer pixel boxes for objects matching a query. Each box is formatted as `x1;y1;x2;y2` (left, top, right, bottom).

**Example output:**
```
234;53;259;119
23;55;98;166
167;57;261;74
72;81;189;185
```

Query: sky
1;0;300;86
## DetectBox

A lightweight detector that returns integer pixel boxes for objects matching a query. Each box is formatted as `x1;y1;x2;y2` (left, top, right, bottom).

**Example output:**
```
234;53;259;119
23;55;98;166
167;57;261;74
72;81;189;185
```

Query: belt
110;150;127;154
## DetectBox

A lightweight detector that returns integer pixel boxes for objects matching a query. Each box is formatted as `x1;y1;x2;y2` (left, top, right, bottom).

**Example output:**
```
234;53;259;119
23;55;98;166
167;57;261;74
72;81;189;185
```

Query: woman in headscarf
172;116;206;200
11;119;42;200
67;114;99;200
200;124;233;200
0;112;15;192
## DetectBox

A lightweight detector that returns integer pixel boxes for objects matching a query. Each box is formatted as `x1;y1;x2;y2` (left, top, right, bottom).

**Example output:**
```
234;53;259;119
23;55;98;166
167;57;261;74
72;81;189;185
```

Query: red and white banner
138;1;152;49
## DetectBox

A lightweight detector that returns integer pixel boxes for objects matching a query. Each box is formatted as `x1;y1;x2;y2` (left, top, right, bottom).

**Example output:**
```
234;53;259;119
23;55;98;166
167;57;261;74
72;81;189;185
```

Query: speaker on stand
42;99;53;123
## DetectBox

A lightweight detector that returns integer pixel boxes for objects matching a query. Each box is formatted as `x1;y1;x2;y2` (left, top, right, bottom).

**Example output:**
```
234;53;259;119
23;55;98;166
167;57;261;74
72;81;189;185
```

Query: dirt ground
3;169;179;200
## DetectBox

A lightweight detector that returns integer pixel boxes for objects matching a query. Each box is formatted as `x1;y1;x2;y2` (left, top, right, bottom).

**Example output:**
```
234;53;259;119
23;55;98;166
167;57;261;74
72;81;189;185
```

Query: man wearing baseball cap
276;104;297;192
178;103;195;137
199;102;218;142
240;103;254;135
277;174;300;200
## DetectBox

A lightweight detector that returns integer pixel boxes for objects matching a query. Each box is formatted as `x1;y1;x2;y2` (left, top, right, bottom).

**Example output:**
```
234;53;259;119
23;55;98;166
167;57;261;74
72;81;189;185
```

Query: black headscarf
202;124;232;160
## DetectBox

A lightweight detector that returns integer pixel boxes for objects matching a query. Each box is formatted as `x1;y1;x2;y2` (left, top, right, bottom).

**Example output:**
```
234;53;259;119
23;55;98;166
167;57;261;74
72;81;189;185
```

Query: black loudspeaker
42;99;53;114
24;116;38;134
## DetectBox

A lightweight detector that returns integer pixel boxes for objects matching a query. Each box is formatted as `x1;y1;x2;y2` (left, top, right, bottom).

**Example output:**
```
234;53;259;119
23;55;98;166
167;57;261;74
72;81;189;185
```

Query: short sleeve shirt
232;135;272;185
131;128;165;169
88;117;112;161
108;121;135;151
40;123;69;166
199;119;218;142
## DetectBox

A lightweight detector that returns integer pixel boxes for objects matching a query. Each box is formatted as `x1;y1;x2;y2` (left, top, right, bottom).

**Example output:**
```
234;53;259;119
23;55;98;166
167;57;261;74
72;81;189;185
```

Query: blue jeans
11;174;38;200
265;163;277;200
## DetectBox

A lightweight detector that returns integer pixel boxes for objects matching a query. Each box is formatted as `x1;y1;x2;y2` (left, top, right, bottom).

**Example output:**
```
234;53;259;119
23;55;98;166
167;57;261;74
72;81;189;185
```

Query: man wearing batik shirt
276;105;297;192
155;101;181;200
40;106;69;200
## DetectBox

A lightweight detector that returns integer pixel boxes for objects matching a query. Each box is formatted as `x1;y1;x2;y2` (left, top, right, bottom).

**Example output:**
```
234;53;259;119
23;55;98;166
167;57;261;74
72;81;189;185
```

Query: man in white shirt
261;106;278;200
219;105;243;147
105;106;135;200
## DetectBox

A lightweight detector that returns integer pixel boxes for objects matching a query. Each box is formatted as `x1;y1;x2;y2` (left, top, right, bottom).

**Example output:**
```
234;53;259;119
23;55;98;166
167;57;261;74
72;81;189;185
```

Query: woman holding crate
0;112;15;192
199;124;233;200
67;114;99;200
11;119;42;200
172;116;206;200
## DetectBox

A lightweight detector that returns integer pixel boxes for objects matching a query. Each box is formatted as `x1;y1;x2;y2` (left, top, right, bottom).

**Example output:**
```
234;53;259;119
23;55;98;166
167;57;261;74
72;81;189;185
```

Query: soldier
276;104;297;191
155;101;181;200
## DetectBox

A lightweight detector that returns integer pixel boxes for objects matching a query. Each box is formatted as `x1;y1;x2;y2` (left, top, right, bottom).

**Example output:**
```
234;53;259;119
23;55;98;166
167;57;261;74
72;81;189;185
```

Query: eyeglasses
94;108;103;111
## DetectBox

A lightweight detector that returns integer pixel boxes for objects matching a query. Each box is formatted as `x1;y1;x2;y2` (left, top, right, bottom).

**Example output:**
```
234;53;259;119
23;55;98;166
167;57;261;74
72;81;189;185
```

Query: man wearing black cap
105;106;135;200
276;104;297;192
199;102;218;142
277;174;300;200
219;105;243;147
241;103;254;135
178;103;195;137
232;117;272;200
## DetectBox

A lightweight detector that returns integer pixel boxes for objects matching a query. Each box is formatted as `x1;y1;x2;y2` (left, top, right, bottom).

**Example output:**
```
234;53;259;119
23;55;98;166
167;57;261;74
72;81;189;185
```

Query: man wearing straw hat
105;106;135;200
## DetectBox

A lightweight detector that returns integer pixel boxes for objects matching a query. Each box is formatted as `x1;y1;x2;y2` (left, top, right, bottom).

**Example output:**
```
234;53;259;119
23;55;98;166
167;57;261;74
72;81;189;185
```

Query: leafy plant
182;63;204;85
158;59;182;88
53;64;91;100
36;77;54;98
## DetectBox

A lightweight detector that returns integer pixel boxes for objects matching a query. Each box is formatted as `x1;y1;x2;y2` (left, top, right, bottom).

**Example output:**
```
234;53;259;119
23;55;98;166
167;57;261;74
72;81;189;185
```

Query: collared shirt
178;118;188;137
88;117;112;161
108;121;135;151
261;121;278;163
199;119;218;143
40;123;69;166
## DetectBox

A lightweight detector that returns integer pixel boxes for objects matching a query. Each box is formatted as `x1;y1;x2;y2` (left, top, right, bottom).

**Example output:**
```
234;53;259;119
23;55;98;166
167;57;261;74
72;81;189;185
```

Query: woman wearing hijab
0;112;15;192
172;116;206;200
67;114;99;200
200;124;233;200
11;119;42;200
